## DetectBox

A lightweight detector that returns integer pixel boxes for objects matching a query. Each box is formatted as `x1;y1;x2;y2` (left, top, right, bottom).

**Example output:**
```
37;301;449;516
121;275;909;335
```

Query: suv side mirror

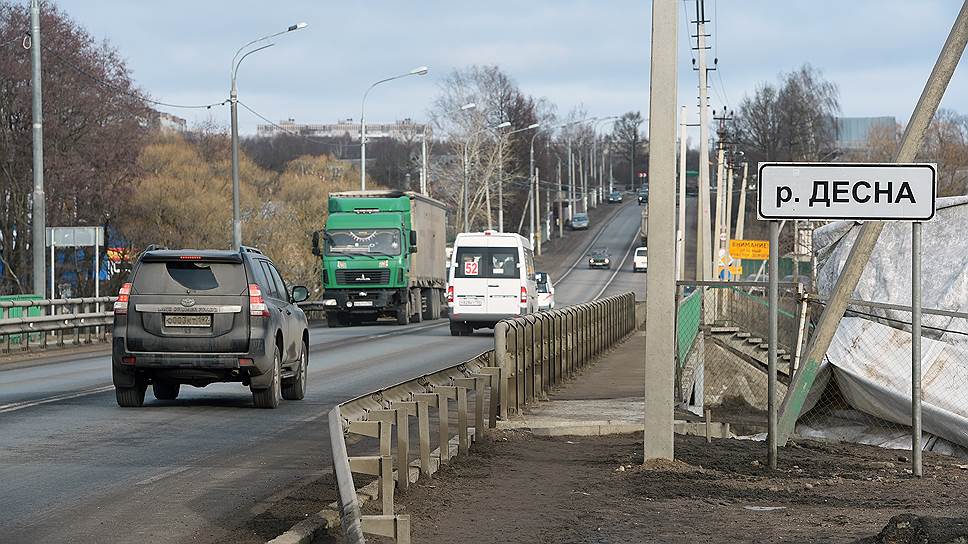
311;231;321;257
291;285;309;303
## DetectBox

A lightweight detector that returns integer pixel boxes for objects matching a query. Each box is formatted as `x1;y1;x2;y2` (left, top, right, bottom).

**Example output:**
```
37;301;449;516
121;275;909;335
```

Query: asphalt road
0;205;644;544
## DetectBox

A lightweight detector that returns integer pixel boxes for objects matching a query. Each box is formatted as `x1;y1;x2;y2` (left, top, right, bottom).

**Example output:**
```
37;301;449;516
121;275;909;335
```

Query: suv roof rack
239;245;263;255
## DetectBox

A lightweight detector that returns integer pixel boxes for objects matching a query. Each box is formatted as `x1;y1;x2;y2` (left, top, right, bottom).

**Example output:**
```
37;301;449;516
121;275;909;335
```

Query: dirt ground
384;430;968;544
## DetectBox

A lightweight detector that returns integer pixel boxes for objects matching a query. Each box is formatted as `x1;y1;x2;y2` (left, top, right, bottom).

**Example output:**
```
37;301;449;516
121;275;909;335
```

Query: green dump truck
312;191;448;327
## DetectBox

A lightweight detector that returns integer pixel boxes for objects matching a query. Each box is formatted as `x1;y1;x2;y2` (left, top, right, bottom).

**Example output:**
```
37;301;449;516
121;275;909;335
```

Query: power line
40;43;227;110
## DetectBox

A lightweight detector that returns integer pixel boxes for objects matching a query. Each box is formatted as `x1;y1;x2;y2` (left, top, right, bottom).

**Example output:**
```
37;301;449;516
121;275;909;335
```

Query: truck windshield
326;229;402;256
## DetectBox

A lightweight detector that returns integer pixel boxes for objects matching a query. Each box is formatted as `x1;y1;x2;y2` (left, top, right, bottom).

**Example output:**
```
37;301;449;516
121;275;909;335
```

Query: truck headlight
337;260;346;269
323;299;337;307
379;260;389;268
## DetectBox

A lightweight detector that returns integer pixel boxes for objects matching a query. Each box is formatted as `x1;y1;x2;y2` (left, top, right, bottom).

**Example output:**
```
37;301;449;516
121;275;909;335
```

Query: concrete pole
609;159;614;193
360;116;367;191
462;145;470;232
713;144;725;276
230;86;241;250
544;187;551;246
420;130;428;195
912;221;922;477
534;168;542;254
557;158;564;238
696;6;712;281
735;162;748;240
30;0;46;297
677;105;687;280
777;0;968;446
567;138;575;221
725;162;735;268
497;143;504;231
644;0;677;462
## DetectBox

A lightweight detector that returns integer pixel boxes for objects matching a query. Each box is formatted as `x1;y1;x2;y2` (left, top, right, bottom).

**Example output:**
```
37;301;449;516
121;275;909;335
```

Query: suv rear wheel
252;347;282;409
282;341;308;401
116;382;147;408
152;381;180;400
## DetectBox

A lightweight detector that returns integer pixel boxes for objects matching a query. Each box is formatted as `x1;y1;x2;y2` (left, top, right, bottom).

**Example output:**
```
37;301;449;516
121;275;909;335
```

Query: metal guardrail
328;292;637;543
0;297;328;354
1;296;117;353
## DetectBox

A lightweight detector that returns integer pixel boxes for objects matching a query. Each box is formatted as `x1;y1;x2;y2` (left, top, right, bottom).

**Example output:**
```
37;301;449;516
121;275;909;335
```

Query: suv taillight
249;284;269;317
520;286;528;304
114;283;131;315
447;285;454;304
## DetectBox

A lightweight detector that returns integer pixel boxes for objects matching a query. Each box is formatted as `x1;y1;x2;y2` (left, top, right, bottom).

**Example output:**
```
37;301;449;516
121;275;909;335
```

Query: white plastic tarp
826;317;968;448
814;195;968;344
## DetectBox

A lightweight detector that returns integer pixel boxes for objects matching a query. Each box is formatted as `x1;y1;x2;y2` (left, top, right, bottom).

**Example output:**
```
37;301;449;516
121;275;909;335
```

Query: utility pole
567;138;575;222
534;168;541;252
735;162;748;240
724;160;734;264
677;105;687;280
30;0;46;298
692;0;714;281
644;0;678;462
420;128;429;195
557;158;564;238
712;109;731;277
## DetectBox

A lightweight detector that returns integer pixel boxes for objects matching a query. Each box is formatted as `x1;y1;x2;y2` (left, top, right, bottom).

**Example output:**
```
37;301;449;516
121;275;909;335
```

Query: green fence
676;289;702;366
1;294;43;344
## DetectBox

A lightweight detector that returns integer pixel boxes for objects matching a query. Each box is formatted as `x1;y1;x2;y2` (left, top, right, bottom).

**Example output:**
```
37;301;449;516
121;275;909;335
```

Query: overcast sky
55;0;968;141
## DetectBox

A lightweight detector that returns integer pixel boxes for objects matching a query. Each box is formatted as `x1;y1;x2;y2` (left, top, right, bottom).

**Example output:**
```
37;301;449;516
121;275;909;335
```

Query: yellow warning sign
729;239;770;260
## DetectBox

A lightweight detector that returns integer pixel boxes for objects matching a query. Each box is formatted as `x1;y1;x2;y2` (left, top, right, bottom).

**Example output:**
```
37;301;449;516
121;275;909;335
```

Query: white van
447;231;537;336
633;247;648;272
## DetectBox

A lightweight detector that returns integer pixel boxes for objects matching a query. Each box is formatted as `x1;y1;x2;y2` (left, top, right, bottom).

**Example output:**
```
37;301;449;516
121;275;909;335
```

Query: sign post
759;162;936;473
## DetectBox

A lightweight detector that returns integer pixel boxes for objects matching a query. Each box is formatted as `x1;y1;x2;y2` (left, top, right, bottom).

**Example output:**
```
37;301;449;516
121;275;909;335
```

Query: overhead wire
238;100;362;149
39;42;227;110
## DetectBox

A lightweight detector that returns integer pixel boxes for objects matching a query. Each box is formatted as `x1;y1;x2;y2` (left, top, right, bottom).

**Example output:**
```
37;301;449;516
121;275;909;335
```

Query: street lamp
463;120;510;232
360;66;430;191
495;123;540;232
230;22;307;250
591;116;619;203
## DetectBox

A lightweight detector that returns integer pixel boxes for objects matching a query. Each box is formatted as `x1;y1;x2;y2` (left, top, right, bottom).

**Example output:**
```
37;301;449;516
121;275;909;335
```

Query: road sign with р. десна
730;239;769;260
757;163;936;221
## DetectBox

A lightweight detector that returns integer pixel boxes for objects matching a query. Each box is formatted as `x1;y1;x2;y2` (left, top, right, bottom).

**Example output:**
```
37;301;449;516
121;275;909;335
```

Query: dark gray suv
112;246;310;409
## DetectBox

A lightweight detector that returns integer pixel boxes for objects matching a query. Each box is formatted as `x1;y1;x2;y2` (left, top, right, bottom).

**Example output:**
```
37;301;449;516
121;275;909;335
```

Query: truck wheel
252;347;282;409
282;341;308;401
429;292;441;320
116;383;147;407
396;303;410;326
152;381;180;400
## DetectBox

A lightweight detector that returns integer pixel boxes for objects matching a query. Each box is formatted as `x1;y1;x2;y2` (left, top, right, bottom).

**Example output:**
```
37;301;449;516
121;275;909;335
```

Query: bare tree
733;64;840;164
0;1;151;294
609;111;646;191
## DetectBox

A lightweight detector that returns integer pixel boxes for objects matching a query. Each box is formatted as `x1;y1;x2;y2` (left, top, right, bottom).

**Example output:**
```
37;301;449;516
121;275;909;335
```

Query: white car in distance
536;271;555;310
633;247;648;272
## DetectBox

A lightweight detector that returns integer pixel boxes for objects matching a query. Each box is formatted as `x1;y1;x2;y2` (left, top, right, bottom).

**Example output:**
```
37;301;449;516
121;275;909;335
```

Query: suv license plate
164;314;212;328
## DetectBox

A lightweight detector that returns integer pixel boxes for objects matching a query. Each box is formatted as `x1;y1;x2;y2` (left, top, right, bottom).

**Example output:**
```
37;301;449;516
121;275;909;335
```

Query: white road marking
135;466;192;486
0;385;114;414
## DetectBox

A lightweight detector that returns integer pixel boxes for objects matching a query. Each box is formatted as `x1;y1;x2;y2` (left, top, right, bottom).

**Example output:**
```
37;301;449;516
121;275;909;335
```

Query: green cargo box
1;294;43;344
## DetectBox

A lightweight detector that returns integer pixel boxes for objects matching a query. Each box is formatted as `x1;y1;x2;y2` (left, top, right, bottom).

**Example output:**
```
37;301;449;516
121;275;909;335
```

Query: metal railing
1;296;116;353
328;292;637;543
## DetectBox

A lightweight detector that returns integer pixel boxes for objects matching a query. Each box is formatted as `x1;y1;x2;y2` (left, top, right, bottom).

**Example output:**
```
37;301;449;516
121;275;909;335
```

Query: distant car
535;271;555;310
588;248;611;269
112;246;311;409
570;213;590;230
607;190;623;203
633;247;648;272
638;187;649;205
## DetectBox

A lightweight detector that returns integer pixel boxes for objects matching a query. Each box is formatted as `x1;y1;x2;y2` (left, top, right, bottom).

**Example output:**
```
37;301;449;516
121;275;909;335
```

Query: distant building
835;116;896;151
150;111;188;133
257;118;427;141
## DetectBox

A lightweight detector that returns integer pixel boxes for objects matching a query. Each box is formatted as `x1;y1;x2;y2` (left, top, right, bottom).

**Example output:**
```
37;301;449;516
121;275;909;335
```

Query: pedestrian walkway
499;325;725;437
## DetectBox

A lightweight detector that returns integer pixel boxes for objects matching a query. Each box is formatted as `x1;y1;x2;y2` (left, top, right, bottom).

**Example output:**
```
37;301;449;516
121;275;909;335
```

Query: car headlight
604;259;610;264
589;259;594;264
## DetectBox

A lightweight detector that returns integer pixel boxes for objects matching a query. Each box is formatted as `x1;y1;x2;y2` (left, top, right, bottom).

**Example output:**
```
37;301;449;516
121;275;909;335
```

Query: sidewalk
386;330;968;544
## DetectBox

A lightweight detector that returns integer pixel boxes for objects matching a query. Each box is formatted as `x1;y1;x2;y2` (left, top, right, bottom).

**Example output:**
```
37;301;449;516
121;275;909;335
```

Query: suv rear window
132;261;247;294
454;246;520;279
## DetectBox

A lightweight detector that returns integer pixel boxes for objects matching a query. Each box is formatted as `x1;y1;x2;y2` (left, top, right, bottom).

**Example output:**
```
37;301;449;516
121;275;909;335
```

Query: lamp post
565;118;598;221
463;120;510;232
230;22;307;250
495;123;540;232
360;66;429;191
